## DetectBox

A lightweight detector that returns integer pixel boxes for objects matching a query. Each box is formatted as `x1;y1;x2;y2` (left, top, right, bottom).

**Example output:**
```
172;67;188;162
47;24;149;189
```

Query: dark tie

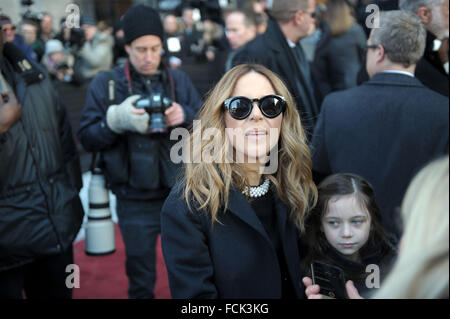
292;44;315;90
289;44;318;124
292;45;309;77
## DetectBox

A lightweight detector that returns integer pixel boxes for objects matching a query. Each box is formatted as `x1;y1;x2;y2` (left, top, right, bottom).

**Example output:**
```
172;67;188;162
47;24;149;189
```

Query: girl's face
321;194;372;261
224;72;282;164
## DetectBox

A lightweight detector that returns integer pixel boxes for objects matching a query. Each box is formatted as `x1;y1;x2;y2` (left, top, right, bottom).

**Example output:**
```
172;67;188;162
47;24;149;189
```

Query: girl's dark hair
302;173;393;269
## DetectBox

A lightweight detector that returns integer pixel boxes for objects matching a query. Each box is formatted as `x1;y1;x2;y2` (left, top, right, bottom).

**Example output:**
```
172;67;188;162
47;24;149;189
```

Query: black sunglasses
224;94;286;120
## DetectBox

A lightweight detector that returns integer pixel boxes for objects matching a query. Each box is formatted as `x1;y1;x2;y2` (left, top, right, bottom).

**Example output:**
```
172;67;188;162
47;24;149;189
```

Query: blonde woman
372;156;449;298
161;64;317;299
305;156;449;299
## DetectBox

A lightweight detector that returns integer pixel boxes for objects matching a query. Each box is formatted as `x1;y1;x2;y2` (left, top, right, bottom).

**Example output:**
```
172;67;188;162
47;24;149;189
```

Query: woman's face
224;72;283;164
321;195;372;262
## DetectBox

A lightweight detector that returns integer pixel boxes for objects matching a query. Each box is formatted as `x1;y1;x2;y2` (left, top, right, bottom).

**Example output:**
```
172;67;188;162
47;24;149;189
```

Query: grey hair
371;10;426;67
269;0;310;24
399;0;446;13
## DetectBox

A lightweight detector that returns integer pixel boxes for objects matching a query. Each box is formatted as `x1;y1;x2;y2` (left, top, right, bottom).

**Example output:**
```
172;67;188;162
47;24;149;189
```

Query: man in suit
311;10;449;241
232;0;318;137
399;0;449;96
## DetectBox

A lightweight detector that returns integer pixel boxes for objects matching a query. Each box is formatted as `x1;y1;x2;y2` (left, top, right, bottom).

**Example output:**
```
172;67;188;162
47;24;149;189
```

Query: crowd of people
0;0;448;300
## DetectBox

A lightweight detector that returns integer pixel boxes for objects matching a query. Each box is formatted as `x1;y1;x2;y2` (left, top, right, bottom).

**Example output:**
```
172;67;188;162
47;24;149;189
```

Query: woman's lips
245;129;268;138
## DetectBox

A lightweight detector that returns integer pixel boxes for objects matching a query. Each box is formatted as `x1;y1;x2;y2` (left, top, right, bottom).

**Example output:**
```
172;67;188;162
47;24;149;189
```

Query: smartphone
311;260;347;299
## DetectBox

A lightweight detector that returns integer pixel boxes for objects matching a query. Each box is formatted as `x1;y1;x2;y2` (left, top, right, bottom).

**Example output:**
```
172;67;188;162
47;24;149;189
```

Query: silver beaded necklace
242;178;271;198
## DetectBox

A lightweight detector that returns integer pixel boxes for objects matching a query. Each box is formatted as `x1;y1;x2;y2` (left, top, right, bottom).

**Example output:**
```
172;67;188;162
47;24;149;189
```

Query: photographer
0;14;37;62
19;19;45;61
77;4;202;299
77;16;113;81
55;17;85;55
41;39;83;85
40;12;55;42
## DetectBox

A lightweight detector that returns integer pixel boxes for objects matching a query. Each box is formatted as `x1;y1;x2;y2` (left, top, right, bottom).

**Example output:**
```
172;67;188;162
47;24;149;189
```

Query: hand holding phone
311;261;347;299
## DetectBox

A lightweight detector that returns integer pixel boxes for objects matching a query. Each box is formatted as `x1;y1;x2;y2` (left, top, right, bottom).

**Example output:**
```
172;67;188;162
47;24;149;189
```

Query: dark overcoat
161;185;306;299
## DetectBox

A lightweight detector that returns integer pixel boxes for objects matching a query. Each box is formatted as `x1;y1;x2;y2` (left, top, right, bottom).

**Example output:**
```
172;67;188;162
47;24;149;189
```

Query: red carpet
73;224;171;299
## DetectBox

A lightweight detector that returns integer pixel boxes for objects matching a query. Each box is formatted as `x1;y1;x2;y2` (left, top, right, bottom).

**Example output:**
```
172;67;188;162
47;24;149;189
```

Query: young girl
302;173;397;298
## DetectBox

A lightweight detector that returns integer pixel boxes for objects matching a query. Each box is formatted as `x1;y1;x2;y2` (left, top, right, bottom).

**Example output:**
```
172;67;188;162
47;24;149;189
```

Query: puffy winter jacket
0;48;84;271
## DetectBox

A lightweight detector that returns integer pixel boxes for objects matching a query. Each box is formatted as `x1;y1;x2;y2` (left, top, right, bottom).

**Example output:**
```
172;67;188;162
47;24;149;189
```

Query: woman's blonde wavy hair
182;63;317;231
373;156;449;299
325;0;356;37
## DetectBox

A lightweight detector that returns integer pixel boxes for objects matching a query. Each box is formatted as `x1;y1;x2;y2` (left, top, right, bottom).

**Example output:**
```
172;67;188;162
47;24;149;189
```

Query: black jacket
77;61;202;200
0;44;84;271
415;31;449;97
318;244;395;298
311;23;366;104
311;72;449;239
232;17;319;136
161;184;306;299
300;237;397;299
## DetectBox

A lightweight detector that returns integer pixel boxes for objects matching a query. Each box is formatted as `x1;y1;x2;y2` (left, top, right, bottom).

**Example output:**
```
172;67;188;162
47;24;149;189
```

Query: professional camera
135;93;173;134
55;62;69;71
21;0;43;24
53;62;73;82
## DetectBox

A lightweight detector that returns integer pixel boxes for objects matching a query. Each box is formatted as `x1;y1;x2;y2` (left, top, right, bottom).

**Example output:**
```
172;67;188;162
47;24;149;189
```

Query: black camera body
55;62;69;71
21;0;43;24
135;93;173;134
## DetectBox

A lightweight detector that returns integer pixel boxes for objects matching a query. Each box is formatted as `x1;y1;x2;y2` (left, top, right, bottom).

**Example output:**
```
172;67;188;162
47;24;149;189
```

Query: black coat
311;23;366;104
161;185;306;299
232;17;319;136
415;31;449;97
311;72;449;239
0;47;84;271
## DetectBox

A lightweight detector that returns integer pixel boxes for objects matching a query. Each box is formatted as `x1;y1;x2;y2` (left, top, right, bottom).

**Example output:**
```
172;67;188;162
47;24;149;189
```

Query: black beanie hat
123;4;164;44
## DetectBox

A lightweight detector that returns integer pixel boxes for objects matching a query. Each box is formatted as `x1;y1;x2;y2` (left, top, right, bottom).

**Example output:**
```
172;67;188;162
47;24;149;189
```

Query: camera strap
90;70;117;173
124;60;133;95
123;59;177;102
90;152;100;172
161;60;177;103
